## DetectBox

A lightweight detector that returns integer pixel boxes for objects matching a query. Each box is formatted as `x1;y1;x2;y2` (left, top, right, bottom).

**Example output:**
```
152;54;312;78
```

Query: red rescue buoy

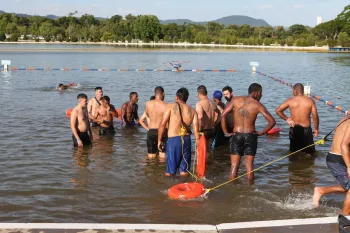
267;127;281;135
66;108;72;117
168;182;205;199
196;134;206;178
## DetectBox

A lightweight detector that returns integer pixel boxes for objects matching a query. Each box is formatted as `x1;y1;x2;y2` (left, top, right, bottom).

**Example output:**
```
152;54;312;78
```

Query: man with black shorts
139;87;168;158
94;96;116;136
313;116;350;214
221;83;275;180
70;93;93;147
276;83;319;155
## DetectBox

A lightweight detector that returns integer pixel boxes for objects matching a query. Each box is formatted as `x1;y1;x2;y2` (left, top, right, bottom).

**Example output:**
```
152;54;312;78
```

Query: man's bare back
331;116;350;155
196;99;217;130
165;102;197;137
146;100;167;129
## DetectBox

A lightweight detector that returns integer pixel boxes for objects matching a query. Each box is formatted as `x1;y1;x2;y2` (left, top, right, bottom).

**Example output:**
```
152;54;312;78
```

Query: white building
317;16;322;25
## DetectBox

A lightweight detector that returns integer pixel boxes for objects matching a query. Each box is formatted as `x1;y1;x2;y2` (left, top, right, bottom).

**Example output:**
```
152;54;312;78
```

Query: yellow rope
204;138;325;194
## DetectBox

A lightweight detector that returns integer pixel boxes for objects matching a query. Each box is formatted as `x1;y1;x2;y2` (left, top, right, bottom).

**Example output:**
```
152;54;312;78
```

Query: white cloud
293;4;305;8
258;5;273;9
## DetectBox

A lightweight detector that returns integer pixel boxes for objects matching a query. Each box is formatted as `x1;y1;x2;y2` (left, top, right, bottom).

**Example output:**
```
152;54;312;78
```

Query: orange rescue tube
267;127;281;135
66;108;72;117
196;134;207;178
168;182;205;199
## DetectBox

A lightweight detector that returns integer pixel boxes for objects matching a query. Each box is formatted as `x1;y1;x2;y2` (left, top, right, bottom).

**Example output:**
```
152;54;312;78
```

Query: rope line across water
257;71;350;116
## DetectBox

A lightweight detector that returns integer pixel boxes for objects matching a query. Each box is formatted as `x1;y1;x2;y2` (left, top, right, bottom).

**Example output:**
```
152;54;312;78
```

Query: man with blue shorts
313;116;350;214
158;87;199;176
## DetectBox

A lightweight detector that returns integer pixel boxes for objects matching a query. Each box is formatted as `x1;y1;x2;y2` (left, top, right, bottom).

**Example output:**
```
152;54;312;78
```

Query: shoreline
0;41;332;53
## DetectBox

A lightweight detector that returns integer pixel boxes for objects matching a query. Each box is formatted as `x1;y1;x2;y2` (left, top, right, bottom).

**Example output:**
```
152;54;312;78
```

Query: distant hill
0;10;270;27
160;15;271;27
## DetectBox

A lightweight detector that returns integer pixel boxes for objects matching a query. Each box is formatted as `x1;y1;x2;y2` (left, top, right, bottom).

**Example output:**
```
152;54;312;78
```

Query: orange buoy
66;108;72;117
267;127;281;135
168;182;205;199
196;134;207;178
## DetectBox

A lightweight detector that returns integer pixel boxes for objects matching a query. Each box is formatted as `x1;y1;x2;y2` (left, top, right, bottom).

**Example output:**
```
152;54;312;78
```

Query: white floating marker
1;60;11;72
250;62;259;73
304;82;311;96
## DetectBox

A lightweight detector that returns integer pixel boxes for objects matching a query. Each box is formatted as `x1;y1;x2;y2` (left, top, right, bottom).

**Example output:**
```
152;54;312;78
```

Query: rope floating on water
9;67;237;72
257;71;350;116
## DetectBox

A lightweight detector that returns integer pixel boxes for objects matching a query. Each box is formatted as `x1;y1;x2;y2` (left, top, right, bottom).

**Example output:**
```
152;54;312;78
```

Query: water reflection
288;155;316;189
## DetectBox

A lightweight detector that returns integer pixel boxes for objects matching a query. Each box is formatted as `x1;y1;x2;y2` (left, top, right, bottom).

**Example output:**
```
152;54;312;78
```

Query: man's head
222;86;233;102
176;87;189;102
58;84;67;90
293;83;304;96
248;83;262;101
213;90;223;103
129;92;138;103
154;86;165;100
77;93;88;107
197;85;208;97
101;96;110;107
95;87;103;99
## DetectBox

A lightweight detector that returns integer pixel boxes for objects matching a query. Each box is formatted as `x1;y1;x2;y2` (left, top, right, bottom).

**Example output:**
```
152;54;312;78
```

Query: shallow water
0;46;350;224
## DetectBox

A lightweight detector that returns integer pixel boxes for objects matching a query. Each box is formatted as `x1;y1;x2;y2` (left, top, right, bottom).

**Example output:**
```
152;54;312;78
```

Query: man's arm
257;104;276;136
340;123;350;177
214;104;222;125
121;103;127;125
134;104;139;123
276;100;294;127
110;105;118;118
192;110;199;142
70;109;83;147
196;102;203;131
87;99;94;120
221;99;235;135
311;100;319;137
85;111;93;141
139;112;149;131
158;105;171;150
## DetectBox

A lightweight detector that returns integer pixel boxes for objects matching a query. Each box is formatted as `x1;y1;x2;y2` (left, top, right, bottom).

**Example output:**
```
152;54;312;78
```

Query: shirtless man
313;116;350;214
158;87;199;176
222;86;234;134
196;85;221;150
70;93;93;147
94;96;115;136
87;87;103;127
221;83;276;180
139;87;168;158
121;92;139;126
276;83;319;154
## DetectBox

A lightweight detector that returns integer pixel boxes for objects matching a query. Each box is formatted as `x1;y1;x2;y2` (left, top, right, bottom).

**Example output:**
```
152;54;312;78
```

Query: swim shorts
166;135;191;175
72;132;92;147
230;132;258;156
100;125;115;136
147;129;168;154
326;152;350;191
289;124;315;154
201;128;214;140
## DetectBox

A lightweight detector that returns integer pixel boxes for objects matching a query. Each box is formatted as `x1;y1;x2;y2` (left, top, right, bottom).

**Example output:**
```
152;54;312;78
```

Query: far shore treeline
0;5;349;47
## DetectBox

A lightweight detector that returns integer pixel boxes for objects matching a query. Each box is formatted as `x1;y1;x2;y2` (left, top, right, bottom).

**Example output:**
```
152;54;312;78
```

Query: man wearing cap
212;90;227;148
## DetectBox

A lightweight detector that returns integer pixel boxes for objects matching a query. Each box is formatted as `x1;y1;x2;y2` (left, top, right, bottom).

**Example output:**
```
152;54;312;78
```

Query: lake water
1;44;350;224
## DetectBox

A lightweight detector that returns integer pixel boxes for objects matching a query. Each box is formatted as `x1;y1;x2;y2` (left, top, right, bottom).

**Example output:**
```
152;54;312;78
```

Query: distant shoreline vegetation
0;5;349;47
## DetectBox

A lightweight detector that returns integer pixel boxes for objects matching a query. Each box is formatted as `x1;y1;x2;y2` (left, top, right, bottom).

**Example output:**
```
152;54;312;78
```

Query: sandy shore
0;41;330;53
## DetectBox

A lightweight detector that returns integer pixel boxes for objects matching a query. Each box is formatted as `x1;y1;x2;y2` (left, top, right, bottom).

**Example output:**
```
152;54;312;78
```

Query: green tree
194;31;210;44
134;15;161;41
239;24;251;38
327;39;337;47
71;35;78;42
9;33;19;42
263;38;272;45
57;34;64;42
306;34;317;46
231;35;238;44
0;31;6;41
288;24;307;35
286;36;294;46
40;22;53;37
44;36;51;42
153;35;159;43
338;32;350;47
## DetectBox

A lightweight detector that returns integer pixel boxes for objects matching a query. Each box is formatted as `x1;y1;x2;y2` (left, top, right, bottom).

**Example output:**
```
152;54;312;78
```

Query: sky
1;0;348;26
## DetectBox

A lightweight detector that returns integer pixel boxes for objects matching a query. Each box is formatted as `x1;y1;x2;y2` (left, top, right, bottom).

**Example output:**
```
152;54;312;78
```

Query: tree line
0;5;349;47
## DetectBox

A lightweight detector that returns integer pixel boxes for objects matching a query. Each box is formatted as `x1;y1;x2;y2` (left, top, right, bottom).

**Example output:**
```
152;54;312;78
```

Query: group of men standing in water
70;82;350;214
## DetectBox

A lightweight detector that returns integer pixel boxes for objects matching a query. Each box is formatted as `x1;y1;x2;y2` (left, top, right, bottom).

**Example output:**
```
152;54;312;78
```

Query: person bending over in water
94;96;115;136
121;92;139;126
221;83;275;180
196;85;221;151
87;87;103;127
158;87;199;176
139;87;168;158
276;83;319;155
70;93;93;147
313;116;350;214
